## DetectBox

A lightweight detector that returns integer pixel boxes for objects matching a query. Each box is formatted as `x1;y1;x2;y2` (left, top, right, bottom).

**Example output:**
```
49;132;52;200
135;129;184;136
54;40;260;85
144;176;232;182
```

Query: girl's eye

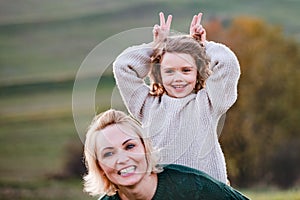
125;143;135;150
182;68;192;72
165;70;173;74
163;67;174;74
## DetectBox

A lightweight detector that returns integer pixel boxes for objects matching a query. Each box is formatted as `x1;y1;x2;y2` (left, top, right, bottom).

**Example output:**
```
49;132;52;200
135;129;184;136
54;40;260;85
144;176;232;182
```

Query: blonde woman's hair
83;109;161;197
150;34;211;96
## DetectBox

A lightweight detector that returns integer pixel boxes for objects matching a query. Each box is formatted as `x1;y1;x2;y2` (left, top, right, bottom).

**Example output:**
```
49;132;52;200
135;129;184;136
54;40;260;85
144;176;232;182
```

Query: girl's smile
160;52;197;98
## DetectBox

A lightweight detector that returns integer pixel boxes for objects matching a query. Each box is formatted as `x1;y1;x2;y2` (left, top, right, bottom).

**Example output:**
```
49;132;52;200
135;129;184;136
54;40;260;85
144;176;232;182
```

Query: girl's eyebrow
161;65;173;68
162;65;195;68
182;66;195;69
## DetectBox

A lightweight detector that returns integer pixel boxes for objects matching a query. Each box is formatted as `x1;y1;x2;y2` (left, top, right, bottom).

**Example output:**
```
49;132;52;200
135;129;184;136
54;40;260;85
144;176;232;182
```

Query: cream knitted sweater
113;41;240;183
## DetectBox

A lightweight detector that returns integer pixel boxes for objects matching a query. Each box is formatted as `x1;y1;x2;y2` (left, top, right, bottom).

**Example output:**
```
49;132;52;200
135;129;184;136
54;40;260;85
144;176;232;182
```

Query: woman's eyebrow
122;138;134;146
101;146;114;152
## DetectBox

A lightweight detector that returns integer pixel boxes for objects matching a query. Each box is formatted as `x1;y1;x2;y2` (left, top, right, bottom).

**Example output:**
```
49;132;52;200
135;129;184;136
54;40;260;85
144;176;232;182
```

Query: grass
0;75;115;199
242;187;300;200
0;0;299;199
0;75;115;180
0;178;97;200
4;179;299;200
0;111;75;180
1;179;300;200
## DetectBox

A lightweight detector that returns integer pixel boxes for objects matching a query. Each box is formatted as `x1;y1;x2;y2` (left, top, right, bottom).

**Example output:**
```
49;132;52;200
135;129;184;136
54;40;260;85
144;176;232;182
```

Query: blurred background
0;0;299;199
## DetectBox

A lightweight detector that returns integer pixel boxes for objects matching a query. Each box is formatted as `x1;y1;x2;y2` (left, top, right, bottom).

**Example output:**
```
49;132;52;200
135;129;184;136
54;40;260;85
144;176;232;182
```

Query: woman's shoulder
161;164;225;187
163;164;195;170
162;164;210;177
159;164;250;199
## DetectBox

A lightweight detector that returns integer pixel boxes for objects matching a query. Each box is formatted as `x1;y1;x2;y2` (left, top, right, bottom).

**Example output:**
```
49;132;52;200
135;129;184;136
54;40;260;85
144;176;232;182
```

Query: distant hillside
0;0;299;85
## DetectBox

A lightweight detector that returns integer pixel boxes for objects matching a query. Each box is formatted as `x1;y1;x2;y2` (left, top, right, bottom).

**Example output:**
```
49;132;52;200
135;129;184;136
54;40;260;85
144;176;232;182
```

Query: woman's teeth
119;166;136;175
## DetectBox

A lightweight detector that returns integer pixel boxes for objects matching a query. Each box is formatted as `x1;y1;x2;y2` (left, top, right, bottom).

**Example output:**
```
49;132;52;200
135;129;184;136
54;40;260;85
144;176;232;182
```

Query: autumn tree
206;17;300;188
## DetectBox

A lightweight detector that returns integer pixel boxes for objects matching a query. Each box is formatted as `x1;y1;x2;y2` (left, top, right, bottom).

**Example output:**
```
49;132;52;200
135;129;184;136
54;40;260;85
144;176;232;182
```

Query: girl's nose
173;71;183;81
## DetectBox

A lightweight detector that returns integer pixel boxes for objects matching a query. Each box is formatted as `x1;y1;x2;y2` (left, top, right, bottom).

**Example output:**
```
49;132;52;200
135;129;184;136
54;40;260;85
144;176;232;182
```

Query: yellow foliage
206;16;300;188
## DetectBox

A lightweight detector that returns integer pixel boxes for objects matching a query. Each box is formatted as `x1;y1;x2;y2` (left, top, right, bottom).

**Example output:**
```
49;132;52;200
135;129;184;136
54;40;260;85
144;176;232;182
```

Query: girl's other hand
153;12;172;44
190;12;206;43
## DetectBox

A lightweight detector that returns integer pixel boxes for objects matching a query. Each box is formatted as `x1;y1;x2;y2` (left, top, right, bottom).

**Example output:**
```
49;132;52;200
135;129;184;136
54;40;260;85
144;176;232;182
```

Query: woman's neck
118;173;158;200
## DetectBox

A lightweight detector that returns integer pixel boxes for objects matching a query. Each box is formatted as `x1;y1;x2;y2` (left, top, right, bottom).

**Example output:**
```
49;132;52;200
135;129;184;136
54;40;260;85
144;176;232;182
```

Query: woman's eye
103;152;113;158
125;144;135;150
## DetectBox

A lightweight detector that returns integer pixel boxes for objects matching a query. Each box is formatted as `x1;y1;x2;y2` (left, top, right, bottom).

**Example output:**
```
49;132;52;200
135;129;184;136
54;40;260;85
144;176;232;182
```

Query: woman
83;109;249;200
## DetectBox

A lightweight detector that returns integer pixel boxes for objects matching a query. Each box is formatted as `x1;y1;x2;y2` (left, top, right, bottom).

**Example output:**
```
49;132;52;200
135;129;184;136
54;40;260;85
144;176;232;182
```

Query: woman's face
96;124;148;187
160;52;197;98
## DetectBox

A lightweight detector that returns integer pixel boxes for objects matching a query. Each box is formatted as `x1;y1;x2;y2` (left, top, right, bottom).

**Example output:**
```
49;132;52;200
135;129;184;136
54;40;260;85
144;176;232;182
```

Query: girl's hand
189;12;206;43
153;12;172;44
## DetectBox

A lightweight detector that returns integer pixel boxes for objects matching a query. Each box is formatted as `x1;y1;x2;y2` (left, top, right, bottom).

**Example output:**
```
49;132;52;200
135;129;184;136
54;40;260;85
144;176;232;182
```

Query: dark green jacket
100;164;250;200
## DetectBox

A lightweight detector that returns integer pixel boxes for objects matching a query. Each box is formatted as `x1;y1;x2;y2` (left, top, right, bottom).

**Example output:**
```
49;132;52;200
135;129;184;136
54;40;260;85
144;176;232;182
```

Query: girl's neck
118;173;158;200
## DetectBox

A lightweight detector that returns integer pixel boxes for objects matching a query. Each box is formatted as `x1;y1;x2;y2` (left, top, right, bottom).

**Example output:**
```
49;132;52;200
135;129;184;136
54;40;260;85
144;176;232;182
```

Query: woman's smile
118;165;137;176
96;124;149;186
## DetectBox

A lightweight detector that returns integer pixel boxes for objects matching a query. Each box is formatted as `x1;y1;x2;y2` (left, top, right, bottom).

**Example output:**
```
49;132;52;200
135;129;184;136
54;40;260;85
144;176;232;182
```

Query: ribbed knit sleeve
203;41;241;114
112;43;153;121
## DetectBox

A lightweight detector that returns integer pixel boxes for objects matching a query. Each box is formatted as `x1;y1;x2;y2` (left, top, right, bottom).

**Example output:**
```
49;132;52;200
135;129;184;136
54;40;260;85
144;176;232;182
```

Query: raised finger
165;14;172;29
190;15;197;27
159;12;166;26
196;13;203;25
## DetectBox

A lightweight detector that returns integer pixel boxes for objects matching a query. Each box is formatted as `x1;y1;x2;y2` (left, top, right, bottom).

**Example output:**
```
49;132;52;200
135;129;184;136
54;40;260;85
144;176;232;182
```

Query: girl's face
160;52;197;98
96;124;148;187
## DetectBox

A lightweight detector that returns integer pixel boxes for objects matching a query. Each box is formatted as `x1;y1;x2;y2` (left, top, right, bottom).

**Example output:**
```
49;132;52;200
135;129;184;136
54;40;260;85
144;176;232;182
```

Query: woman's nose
116;151;130;164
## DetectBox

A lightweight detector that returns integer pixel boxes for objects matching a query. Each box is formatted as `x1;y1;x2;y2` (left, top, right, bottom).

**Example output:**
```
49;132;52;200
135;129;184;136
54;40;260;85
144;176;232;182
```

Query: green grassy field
1;0;299;84
1;0;300;199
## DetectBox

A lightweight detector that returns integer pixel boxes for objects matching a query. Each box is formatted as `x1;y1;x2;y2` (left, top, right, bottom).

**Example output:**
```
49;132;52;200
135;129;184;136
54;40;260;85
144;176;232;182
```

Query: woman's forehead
96;124;140;146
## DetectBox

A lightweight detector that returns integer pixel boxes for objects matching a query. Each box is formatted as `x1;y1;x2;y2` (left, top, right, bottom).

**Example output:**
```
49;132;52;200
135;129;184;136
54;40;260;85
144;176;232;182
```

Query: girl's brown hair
150;35;211;96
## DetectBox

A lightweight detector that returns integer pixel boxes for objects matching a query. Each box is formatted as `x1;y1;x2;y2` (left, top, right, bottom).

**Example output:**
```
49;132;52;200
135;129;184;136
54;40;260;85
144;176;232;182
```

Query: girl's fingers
153;25;158;35
165;14;172;29
159;12;166;26
197;13;203;25
159;12;172;30
190;13;203;35
191;15;197;27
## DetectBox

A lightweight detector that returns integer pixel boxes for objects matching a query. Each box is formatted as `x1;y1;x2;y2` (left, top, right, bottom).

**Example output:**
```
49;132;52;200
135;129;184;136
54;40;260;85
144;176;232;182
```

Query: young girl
112;12;240;183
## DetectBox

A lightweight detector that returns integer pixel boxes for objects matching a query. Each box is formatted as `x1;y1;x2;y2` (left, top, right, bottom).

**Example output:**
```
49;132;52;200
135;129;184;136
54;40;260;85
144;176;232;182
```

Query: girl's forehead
161;52;196;67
